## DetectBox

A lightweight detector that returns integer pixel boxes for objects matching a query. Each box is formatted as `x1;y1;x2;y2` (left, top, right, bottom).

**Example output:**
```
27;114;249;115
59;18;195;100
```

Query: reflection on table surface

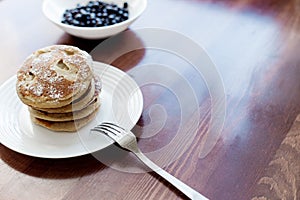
0;0;299;199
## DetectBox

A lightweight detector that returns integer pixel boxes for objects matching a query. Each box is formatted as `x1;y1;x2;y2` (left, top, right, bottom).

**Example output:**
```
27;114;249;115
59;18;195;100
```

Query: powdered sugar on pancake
16;45;93;104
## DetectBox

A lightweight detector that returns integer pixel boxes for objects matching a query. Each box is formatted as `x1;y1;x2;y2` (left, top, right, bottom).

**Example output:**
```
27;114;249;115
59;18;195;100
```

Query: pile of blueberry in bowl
42;0;147;39
62;1;129;27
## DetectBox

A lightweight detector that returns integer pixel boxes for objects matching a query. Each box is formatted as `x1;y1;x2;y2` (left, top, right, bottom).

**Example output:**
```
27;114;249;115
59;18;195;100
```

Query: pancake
31;107;100;132
16;45;93;108
36;75;101;113
29;97;100;122
16;45;102;132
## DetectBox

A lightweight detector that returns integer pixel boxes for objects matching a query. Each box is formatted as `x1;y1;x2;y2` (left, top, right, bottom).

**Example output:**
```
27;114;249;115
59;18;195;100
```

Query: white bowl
42;0;147;39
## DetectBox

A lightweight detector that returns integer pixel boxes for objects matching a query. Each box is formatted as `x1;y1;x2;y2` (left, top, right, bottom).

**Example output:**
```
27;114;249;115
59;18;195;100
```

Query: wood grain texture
0;0;300;199
252;115;300;200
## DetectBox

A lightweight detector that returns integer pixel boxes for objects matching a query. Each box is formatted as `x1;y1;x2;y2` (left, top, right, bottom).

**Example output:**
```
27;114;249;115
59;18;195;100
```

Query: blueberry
86;7;91;12
108;14;115;19
93;1;100;7
110;19;117;24
102;12;108;17
63;12;72;18
80;9;88;15
61;20;68;24
87;1;94;7
106;5;113;10
74;13;82;19
122;12;129;19
91;19;97;26
90;13;96;19
72;20;80;26
115;16;121;22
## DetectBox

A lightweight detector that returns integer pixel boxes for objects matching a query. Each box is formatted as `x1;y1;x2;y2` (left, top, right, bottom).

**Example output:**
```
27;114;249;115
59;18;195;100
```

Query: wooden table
1;0;300;199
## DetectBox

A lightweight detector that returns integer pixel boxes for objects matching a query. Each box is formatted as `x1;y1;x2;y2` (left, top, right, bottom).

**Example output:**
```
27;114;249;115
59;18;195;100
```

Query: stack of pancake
16;45;101;132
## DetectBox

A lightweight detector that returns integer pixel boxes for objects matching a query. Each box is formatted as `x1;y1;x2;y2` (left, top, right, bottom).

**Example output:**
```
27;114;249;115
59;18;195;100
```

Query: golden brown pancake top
16;45;93;103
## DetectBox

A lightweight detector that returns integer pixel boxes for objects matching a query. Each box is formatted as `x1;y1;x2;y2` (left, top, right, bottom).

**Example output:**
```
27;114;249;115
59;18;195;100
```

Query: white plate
0;61;143;158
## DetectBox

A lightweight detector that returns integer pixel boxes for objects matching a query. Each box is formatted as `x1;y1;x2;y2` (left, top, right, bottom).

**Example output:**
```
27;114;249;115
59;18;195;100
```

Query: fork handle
133;151;209;200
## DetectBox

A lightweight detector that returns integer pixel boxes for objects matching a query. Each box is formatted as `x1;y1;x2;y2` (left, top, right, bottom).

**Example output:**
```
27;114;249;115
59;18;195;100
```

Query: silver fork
91;122;209;200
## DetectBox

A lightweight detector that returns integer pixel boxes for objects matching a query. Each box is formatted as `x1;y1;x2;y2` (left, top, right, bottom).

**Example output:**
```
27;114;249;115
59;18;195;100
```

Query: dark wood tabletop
0;0;300;199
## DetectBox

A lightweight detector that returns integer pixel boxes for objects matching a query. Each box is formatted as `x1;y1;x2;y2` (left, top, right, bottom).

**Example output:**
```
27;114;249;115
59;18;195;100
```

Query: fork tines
101;122;125;130
91;122;125;136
